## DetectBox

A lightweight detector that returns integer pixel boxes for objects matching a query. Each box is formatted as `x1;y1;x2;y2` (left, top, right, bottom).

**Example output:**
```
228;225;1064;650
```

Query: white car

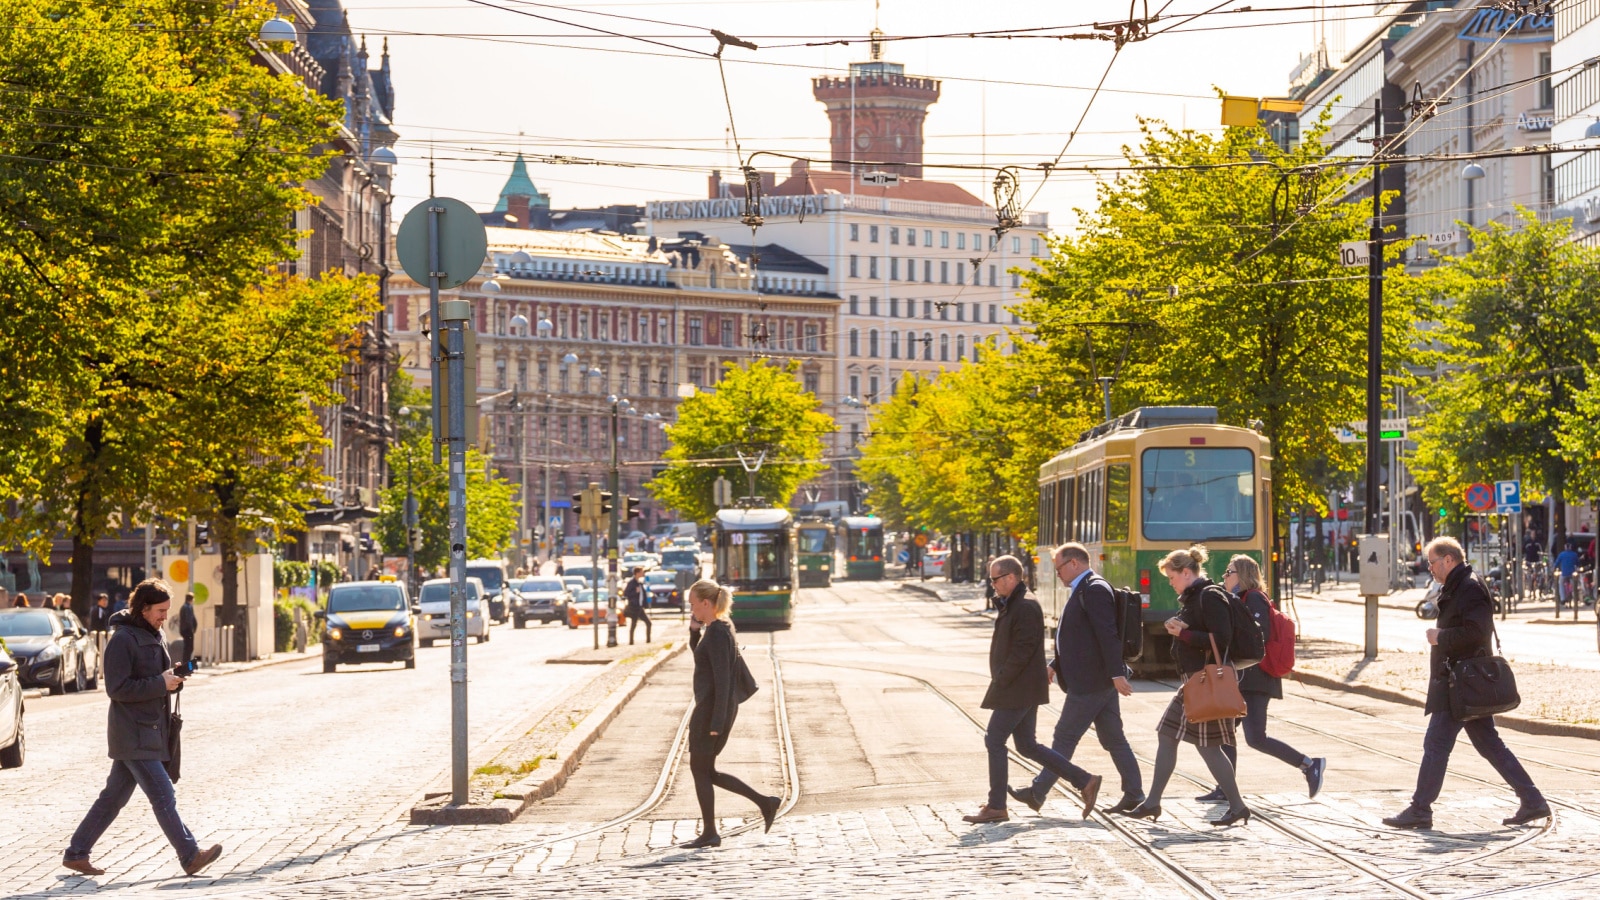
620;552;659;574
416;577;490;645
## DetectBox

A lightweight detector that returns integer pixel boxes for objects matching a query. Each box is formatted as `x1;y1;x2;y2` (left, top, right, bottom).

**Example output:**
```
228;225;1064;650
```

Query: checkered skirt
1156;686;1237;747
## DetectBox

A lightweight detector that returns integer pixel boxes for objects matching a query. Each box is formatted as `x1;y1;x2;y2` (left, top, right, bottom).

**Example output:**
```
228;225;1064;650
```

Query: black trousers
628;607;651;643
689;704;765;835
180;631;195;665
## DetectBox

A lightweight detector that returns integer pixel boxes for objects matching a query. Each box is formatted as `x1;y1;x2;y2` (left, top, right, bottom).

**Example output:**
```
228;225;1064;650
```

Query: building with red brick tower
811;32;940;178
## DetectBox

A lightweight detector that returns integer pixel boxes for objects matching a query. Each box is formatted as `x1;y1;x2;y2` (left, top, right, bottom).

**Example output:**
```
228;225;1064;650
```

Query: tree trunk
219;527;247;661
70;531;95;622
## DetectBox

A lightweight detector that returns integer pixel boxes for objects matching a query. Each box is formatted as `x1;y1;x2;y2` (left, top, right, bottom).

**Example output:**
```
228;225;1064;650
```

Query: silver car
416;577;489;646
513;577;569;627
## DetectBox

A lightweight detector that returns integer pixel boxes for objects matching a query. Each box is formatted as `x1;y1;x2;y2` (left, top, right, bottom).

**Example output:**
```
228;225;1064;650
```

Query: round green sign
396;197;488;290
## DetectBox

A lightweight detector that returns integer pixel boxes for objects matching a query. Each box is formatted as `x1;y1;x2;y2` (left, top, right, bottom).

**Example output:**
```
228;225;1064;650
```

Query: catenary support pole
436;209;471;807
607;402;621;648
1364;97;1385;661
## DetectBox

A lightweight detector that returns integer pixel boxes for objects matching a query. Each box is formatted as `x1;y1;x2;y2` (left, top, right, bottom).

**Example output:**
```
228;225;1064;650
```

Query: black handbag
165;692;183;784
1448;618;1520;722
732;644;759;704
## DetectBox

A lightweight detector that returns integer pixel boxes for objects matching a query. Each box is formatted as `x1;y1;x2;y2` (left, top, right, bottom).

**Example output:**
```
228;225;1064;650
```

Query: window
989;303;997;323
638;368;649;396
850;254;859;278
868;375;879;401
1011;236;1021;253
1140;447;1256;541
973;233;982;249
803;370;819;395
1538;51;1553;109
956;233;966;250
940;261;949;283
890;258;899;280
868;296;879;317
805;324;819;352
868;329;879;357
956;334;965;360
905;228;917;247
637;312;648;341
956;303;964;322
956;263;965;285
922;331;933;360
579;416;590;449
496;359;507;389
889;227;899;245
657;313;670;343
658;367;669;397
939;333;949;361
869;225;880;243
578;314;589;341
869;257;879;279
923;300;932;318
538;360;549;390
784;321;795;349
850;223;860;242
923;229;932;245
849;295;860;315
688;366;704;387
940;231;949;248
517;360;527;390
720;320;734;347
688;317;703;345
1030;238;1041;257
849;374;860;398
889;331;900;358
849;328;860;357
1011;273;1021;289
618;364;629;392
559;367;570;393
939;303;948;321
923;260;932;282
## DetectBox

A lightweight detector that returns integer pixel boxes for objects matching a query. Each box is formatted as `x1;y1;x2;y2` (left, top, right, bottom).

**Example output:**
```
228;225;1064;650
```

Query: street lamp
398;406;419;600
1463;162;1486;252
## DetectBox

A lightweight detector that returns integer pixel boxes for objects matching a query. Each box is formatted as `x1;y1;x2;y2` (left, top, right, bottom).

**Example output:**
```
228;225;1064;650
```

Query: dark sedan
0;609;88;695
642;569;685;609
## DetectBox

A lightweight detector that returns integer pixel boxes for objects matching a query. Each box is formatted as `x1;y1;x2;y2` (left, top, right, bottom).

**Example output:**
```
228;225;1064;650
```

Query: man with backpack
1007;544;1144;817
1193;555;1327;802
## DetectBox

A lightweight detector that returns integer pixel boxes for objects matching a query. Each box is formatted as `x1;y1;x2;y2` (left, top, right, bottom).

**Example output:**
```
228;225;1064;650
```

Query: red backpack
1256;590;1297;678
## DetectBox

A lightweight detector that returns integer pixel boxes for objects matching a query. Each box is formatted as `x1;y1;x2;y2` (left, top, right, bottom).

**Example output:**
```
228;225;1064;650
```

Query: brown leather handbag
1183;633;1247;723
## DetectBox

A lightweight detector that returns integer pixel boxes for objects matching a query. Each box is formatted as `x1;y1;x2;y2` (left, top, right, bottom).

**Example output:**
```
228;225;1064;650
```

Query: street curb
1291;669;1600;741
409;640;687;825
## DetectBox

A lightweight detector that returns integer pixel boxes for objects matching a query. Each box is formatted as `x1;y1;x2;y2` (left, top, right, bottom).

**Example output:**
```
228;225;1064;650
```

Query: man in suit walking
964;555;1093;824
1010;543;1144;815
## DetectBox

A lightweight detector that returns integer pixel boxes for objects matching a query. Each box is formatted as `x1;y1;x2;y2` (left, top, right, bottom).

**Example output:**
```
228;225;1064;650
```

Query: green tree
171;274;381;659
1404;209;1600;531
647;361;834;522
1015;116;1423;526
0;0;343;615
374;434;520;574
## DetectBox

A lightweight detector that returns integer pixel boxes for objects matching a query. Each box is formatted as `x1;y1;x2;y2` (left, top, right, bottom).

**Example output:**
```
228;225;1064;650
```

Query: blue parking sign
1494;480;1521;514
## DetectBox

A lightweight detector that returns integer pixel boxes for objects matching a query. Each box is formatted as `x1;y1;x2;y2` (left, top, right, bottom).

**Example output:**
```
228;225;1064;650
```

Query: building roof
724;243;829;275
770;168;985;206
486;226;664;264
492;154;551;213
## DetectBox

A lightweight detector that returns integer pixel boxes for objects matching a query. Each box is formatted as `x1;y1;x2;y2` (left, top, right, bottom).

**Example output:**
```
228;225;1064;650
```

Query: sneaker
1304;758;1327;799
1382;807;1432;830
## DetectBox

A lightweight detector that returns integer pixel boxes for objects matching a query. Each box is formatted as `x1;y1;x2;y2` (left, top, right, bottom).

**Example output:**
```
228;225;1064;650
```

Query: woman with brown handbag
1119;545;1252;827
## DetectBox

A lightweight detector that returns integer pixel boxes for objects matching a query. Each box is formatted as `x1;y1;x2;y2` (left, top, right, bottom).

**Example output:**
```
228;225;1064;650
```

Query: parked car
0;642;24;768
642;569;685;609
416;577;490;645
513;577;569;627
316;581;416;673
54;609;99;691
566;588;628;628
620;552;659;574
923;549;950;577
0;609;90;695
464;559;511;624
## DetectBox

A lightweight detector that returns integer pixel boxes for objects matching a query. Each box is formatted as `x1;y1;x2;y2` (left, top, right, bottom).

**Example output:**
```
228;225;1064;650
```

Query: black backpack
1202;584;1263;669
1111;586;1144;663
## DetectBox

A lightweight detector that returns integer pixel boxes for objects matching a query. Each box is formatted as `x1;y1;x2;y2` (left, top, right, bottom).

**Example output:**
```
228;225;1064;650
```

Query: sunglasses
1224;568;1236;575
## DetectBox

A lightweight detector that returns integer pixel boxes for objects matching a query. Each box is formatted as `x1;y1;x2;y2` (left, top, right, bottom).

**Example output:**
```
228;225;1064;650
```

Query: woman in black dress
681;579;780;849
1120;545;1251;827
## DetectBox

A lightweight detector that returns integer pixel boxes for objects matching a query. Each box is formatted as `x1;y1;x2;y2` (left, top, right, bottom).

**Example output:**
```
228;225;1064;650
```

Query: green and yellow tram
710;508;797;628
839;515;885;580
795;518;835;588
1035;407;1272;672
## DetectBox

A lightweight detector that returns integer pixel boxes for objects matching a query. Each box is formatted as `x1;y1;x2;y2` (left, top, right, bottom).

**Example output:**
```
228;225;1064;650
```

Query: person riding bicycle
1555;542;1580;610
1522;536;1542;566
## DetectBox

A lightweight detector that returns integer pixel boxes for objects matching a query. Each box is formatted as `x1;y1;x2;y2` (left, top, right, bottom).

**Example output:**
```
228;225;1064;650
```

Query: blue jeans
1411;711;1543;811
985;706;1079;810
1221;692;1308;772
67;759;199;864
1029;688;1144;801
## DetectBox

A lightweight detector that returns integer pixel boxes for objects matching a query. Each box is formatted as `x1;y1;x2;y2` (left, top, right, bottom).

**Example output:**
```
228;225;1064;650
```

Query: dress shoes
182;844;223;877
1503;802;1551;827
1105;795;1146;815
1119;802;1162;822
1080;775;1102;820
1210;806;1252;827
1382;806;1433;830
961;805;1009;824
759;795;782;833
1006;786;1043;813
1194;788;1226;803
62;858;105;877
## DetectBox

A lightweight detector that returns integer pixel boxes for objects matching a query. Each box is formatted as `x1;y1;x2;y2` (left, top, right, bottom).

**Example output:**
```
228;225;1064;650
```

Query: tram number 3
1185;450;1196;467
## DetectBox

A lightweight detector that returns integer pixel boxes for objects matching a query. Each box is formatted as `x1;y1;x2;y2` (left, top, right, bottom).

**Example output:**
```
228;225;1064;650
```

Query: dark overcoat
103;609;174;761
982;584;1049;710
1053;572;1126;695
1426;563;1495;716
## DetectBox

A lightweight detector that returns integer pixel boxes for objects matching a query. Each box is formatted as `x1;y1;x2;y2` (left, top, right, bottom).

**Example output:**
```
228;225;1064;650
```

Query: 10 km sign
1339;241;1371;267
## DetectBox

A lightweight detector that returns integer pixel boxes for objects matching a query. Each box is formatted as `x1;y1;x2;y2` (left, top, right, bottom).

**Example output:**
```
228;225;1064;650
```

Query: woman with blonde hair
1120;545;1251;827
680;579;780;849
1194;555;1326;803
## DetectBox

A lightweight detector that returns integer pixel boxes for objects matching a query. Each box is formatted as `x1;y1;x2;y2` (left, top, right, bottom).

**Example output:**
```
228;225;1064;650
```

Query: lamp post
606;393;633;648
398;407;418;600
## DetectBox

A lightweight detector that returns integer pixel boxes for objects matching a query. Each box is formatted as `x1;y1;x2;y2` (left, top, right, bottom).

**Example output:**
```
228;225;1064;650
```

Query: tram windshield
716;530;791;584
797;528;831;554
1140;447;1256;542
844;526;882;559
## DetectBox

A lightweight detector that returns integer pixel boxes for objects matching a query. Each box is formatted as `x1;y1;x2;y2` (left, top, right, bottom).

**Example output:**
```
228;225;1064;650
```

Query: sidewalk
21;646;314;700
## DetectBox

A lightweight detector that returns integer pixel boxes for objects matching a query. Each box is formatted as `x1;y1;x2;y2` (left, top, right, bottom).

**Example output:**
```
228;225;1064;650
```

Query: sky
339;0;1387;235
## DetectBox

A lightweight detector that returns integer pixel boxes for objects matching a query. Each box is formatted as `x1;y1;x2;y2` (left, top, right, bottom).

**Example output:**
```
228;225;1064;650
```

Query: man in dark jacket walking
964;555;1088;824
89;592;113;633
1383;537;1548;830
1010;543;1140;816
178;593;198;666
63;579;221;877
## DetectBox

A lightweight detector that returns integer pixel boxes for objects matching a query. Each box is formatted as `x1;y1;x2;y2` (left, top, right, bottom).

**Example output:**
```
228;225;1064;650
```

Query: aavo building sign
1458;8;1554;42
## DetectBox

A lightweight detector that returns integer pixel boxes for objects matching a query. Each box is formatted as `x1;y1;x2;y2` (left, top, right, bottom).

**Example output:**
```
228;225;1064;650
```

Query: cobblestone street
6;582;1600;899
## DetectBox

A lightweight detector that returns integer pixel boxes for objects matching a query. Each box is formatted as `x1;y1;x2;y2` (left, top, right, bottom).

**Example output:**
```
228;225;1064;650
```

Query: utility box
1358;534;1391;595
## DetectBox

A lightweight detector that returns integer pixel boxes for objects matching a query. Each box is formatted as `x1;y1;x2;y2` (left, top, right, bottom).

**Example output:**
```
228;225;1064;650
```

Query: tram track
201;633;797;899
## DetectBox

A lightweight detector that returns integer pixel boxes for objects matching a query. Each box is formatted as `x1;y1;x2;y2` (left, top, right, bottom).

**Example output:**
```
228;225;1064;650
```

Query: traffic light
572;490;588;517
620;494;642;521
408;527;422;551
599;491;614;517
196;523;211;547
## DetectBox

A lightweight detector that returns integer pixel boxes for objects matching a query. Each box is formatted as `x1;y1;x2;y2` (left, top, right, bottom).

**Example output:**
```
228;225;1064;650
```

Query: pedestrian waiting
1383;537;1549;830
680;579;780;849
624;567;651;644
1194;555;1326;803
964;555;1093;824
1008;543;1144;817
1121;545;1251;827
89;592;112;633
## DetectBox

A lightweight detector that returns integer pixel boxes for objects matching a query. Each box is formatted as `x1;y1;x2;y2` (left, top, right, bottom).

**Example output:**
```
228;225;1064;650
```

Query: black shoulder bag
166;692;184;783
1447;616;1520;722
732;639;759;705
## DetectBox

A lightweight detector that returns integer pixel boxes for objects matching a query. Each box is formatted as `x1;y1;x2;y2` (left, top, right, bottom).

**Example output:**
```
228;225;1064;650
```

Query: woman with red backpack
1194;555;1326;803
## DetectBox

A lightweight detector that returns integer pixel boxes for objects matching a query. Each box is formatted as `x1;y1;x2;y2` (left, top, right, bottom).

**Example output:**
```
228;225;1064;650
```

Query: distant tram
710;507;797;628
795;518;835;588
1035;407;1273;671
839;515;885;580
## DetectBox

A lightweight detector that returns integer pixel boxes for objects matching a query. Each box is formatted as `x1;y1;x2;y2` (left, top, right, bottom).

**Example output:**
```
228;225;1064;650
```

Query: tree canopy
374;430;521;573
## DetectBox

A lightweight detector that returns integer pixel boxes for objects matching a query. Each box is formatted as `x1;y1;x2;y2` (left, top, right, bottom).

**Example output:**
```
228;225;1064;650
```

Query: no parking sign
1463;482;1494;513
